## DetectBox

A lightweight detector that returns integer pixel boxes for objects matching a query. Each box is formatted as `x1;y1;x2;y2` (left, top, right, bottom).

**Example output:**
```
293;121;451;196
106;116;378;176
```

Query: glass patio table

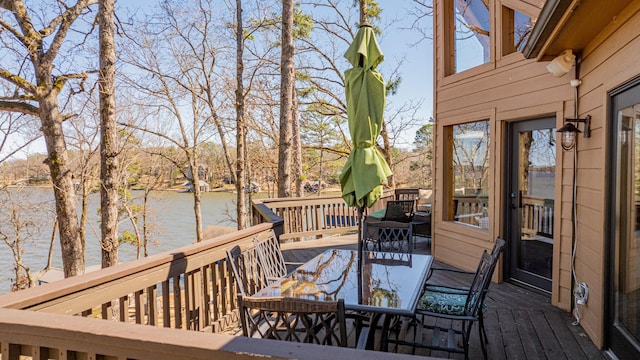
252;249;434;349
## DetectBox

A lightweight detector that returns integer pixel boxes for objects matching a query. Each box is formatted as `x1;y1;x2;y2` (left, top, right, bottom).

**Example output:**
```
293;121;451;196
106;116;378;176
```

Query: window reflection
447;121;490;228
453;0;490;73
514;9;532;51
616;104;640;339
501;6;533;56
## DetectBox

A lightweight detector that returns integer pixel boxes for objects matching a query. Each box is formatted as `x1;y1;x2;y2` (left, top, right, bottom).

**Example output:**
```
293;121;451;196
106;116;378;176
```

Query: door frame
605;76;640;359
504;117;556;293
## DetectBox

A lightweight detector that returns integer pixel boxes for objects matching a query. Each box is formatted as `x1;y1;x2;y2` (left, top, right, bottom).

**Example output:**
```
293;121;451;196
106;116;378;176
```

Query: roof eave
522;0;574;59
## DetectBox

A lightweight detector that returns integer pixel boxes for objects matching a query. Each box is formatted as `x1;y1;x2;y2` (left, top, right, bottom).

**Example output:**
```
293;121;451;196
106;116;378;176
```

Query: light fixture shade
547;50;576;77
557;122;581;150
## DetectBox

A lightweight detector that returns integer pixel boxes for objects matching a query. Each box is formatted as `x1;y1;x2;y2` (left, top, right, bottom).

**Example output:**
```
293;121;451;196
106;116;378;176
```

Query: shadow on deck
280;235;604;360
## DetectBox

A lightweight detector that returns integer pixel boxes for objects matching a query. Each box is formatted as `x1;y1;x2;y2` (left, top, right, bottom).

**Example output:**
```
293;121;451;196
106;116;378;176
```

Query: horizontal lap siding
432;4;640;347
569;2;640;347
433;0;576;330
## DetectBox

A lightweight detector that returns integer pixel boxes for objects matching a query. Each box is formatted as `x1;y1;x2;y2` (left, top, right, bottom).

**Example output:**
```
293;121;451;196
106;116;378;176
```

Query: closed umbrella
339;24;392;290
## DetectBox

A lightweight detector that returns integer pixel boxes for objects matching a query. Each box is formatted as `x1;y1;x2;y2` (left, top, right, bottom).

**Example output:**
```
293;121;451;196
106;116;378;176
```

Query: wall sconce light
557;115;591;150
547;50;576;77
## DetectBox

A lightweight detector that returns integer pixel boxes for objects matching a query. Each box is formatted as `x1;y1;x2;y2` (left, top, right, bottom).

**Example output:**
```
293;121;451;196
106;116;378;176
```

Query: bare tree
235;0;248;229
0;0;99;277
66;113;100;261
99;0;118;267
278;0;294;198
0;186;54;291
119;0;234;242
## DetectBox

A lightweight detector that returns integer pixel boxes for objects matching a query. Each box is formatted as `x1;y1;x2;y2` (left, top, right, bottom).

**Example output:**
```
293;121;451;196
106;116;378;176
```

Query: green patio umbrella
339;24;392;288
339;24;392;210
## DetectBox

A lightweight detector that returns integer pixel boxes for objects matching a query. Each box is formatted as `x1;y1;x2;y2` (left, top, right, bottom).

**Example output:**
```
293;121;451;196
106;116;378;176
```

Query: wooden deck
279;235;604;360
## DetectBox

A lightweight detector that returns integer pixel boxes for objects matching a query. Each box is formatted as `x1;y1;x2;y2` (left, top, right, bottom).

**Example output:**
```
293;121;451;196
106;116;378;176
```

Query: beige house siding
433;0;640;350
566;1;640;347
433;0;573;308
430;0;638;350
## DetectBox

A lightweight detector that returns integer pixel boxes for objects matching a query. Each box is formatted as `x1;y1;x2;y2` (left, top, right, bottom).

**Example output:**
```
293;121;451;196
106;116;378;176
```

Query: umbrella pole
357;205;364;304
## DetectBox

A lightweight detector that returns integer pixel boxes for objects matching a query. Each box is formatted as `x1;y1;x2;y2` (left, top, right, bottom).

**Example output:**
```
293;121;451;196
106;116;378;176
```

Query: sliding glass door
608;80;640;359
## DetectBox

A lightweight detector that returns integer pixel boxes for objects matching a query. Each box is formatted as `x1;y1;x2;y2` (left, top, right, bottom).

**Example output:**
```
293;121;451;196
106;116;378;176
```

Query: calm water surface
0;188;238;294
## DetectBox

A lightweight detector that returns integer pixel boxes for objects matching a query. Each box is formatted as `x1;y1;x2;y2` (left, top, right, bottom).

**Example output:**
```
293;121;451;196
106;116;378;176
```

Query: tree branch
0;67;37;95
0;100;39;116
0;17;27;44
42;0;98;65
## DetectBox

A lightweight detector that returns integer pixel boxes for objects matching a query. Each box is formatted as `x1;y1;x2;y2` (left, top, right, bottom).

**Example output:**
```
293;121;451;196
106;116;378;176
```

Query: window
449;0;490;74
446;120;490;228
501;6;532;56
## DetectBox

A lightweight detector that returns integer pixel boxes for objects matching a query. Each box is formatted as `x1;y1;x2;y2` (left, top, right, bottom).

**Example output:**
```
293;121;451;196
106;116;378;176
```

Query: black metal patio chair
237;295;348;347
362;220;413;253
387;240;504;360
253;231;303;283
226;244;269;297
382;200;415;222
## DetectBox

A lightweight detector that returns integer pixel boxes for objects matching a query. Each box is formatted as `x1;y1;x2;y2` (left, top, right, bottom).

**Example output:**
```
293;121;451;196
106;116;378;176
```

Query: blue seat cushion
418;286;487;315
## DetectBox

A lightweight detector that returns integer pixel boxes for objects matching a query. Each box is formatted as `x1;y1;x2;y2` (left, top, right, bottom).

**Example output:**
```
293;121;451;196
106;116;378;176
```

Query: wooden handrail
0;308;412;359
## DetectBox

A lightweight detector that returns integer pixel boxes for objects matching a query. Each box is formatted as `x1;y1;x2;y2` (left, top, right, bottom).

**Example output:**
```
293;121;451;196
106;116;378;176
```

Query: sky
1;0;433;159
376;0;434;147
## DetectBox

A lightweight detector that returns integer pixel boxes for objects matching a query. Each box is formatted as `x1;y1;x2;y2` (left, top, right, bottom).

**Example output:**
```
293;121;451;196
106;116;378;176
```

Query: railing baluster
118;295;127;323
173;275;182;329
184;272;193;330
101;302;109;320
147;286;157;326
162;280;171;328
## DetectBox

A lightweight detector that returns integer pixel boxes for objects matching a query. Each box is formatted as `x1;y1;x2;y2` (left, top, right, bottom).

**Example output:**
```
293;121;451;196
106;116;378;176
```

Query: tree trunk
380;122;395;188
360;0;368;24
143;189;150;257
278;0;294;198
79;167;90;257
191;155;204;242
99;0;119;267
235;0;248;229
39;92;84;277
292;81;303;197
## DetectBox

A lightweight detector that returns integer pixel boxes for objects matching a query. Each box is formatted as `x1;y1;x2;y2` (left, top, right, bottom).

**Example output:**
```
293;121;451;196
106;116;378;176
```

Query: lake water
0;188;238;294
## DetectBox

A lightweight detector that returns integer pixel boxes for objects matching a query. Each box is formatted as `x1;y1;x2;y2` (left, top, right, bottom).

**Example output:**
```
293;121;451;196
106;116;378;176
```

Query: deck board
279;235;605;359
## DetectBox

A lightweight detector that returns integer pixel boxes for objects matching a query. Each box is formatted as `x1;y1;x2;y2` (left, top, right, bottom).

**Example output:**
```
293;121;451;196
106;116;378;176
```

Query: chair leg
478;314;488;360
463;328;470;360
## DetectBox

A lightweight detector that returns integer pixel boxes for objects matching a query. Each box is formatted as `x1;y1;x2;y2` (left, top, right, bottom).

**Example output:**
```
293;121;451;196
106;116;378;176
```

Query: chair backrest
363;220;413;253
465;239;506;316
491;237;506;258
253;232;287;282
238;295;348;347
383;200;414;222
226;244;268;296
464;250;494;316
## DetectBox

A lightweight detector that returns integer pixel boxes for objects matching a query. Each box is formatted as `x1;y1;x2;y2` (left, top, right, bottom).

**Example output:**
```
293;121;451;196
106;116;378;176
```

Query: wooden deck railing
452;194;554;238
252;191;411;242
453;195;489;227
0;189;428;359
0;223;283;331
0;307;413;359
521;194;554;238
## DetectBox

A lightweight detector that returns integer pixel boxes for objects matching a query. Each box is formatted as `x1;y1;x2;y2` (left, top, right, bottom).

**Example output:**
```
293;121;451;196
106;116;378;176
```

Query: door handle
510;192;517;209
